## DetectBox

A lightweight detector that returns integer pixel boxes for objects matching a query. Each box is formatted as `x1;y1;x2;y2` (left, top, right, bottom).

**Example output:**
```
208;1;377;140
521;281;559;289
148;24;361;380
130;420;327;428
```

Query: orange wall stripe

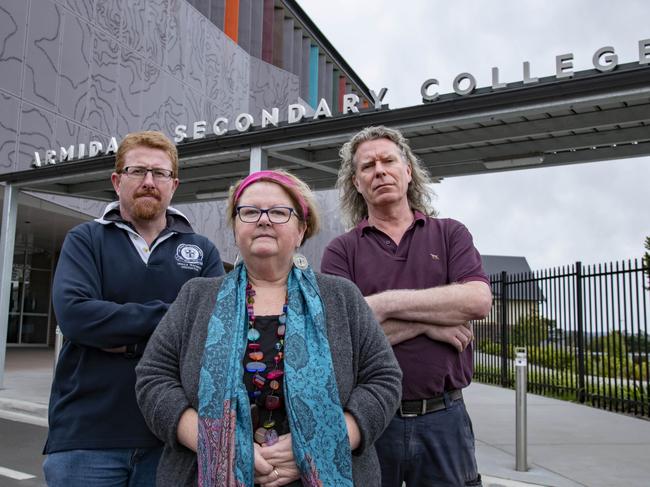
225;0;240;43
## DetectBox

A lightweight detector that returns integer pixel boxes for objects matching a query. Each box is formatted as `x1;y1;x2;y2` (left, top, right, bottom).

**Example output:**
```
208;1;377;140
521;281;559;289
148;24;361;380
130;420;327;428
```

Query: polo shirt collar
358;209;427;235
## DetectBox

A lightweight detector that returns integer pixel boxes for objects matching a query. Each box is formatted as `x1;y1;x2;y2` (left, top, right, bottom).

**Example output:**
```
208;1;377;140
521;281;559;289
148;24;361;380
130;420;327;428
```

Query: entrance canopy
1;62;649;203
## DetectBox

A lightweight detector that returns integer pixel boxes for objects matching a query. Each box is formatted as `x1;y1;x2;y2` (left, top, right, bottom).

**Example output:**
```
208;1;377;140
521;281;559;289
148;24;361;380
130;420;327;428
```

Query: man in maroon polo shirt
321;126;492;487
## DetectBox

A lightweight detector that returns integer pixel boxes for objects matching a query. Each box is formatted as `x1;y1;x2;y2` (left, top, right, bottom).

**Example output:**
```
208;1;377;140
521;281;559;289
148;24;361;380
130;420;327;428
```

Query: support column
0;184;18;388
250;146;268;173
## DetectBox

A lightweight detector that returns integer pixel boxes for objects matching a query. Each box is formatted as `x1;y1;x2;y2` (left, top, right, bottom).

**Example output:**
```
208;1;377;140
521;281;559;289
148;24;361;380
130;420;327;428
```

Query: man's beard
131;189;163;220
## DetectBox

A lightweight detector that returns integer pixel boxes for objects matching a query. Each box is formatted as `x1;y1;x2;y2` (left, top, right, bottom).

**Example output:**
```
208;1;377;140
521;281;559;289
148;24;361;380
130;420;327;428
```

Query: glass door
7;247;53;346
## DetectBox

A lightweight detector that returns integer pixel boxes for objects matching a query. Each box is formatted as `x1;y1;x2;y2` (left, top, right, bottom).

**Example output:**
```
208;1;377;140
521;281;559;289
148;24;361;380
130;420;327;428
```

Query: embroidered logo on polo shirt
430;253;440;261
175;244;204;272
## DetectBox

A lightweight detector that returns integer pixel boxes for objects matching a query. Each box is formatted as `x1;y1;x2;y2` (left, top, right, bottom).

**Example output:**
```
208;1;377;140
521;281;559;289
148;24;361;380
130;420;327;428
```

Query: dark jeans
375;396;481;487
43;447;162;487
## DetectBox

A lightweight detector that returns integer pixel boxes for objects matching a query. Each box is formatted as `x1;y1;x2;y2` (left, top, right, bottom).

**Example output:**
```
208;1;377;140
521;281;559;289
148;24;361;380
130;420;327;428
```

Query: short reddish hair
115;131;179;177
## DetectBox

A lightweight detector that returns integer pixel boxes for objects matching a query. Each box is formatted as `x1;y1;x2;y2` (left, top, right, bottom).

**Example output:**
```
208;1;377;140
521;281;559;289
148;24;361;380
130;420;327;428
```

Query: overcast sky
298;0;650;270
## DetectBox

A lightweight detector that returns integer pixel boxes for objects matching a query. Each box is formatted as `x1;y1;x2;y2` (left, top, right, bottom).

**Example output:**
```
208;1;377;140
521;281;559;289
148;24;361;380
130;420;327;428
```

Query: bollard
53;325;64;370
515;347;528;471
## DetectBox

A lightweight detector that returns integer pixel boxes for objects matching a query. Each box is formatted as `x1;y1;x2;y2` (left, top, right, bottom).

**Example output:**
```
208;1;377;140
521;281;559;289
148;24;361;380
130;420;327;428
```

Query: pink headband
233;171;309;219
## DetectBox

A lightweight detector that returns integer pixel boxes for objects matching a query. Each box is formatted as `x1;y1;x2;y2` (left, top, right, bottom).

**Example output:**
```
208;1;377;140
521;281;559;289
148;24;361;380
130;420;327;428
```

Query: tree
511;311;556;346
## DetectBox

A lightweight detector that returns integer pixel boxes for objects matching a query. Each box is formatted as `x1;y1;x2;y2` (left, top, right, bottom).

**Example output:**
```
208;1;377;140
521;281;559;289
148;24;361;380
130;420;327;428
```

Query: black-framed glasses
236;205;296;224
121;166;174;181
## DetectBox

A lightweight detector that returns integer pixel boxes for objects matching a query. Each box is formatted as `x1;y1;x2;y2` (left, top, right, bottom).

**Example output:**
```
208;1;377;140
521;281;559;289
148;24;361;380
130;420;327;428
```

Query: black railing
474;258;650;418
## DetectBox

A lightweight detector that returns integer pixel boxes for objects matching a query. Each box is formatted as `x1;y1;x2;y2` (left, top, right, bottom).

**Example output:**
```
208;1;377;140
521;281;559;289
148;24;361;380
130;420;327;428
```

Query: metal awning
2;62;649;203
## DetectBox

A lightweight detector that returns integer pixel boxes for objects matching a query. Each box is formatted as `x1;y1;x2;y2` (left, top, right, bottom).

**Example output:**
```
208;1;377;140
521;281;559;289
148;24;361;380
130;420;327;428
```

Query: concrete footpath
1;348;649;486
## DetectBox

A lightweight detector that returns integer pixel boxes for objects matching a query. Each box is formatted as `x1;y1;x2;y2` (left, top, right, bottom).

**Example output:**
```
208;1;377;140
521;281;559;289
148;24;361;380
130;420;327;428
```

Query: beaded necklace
245;282;286;446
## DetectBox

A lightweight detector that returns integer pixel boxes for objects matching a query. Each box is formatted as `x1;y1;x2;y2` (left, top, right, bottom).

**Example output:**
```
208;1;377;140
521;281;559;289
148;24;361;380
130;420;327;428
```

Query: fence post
500;271;509;387
515;347;528;471
575;261;585;403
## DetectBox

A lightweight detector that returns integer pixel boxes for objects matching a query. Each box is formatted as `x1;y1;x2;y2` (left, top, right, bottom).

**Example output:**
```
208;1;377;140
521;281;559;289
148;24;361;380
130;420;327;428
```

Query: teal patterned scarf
197;263;353;486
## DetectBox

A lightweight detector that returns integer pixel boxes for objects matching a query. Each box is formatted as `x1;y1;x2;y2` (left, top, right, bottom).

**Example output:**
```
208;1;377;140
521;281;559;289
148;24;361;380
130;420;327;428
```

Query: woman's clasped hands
254;433;300;487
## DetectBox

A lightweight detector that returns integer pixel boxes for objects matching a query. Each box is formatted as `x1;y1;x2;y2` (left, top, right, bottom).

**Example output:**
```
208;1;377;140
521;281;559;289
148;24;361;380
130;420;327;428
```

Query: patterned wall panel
53;118;89;160
0;92;20;170
1;0;329;253
144;0;168;67
16;102;55;171
56;0;95;22
85;29;120;135
249;57;299;123
183;86;206;127
0;0;29;98
184;6;206;93
122;0;147;55
165;0;185;82
95;0;123;40
116;49;144;135
57;12;93;122
23;0;63;112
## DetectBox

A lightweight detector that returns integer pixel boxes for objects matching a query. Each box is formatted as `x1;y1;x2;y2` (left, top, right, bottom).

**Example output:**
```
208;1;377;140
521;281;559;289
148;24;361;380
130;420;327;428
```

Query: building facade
0;0;368;347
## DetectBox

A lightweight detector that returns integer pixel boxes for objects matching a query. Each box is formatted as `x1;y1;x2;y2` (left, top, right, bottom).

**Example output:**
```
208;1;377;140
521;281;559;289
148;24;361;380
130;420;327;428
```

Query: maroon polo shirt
321;211;488;400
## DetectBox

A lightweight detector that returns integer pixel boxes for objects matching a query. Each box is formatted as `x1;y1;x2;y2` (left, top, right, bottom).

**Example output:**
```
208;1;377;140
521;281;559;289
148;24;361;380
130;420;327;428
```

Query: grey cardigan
135;272;401;486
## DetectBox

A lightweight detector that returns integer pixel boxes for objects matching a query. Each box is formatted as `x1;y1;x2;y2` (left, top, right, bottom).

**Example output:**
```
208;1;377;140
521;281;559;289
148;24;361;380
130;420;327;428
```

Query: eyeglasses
236;205;297;224
121;166;174;181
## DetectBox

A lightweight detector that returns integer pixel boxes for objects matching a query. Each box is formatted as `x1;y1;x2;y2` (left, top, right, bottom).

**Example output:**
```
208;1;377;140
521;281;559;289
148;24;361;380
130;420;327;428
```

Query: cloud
298;0;650;269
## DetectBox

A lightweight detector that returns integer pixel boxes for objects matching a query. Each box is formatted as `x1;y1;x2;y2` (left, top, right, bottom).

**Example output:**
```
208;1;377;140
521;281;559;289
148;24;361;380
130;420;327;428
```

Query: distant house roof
481;255;544;301
482;255;533;276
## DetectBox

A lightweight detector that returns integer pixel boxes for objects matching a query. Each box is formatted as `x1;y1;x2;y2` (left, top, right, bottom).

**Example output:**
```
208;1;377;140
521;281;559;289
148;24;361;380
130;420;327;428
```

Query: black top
243;316;289;437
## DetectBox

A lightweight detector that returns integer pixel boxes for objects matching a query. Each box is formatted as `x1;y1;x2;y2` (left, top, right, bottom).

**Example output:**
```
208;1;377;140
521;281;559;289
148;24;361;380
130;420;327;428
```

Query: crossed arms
366;281;493;350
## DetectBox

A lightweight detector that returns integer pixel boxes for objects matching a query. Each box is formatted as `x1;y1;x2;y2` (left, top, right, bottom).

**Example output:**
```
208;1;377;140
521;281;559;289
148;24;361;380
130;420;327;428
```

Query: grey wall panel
0;92;20;170
183;86;205;127
56;0;95;23
94;0;123;40
140;61;165;131
57;12;92;121
141;68;183;139
122;0;146;55
0;0;29;98
166;0;185;81
161;74;185;137
184;6;205;93
144;0;167;67
204;25;225;101
116;49;144;136
228;42;251;118
213;41;250;126
53;117;89;158
16;102;55;171
23;0;62;112
249;57;299;122
85;29;120;135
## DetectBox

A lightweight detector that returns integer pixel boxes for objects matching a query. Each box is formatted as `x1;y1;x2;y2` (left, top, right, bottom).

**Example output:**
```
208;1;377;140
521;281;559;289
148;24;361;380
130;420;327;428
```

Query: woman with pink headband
136;169;401;486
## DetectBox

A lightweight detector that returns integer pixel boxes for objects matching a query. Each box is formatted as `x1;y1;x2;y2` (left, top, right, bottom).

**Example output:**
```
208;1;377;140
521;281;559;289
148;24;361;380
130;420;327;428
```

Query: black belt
398;389;463;417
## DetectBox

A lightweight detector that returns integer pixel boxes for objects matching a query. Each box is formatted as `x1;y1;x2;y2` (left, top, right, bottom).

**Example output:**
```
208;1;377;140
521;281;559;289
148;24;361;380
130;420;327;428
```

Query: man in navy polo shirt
43;131;225;486
322;126;492;487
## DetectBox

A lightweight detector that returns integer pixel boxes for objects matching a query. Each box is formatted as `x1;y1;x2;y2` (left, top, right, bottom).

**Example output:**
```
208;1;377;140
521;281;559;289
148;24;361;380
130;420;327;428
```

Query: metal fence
473;258;650;418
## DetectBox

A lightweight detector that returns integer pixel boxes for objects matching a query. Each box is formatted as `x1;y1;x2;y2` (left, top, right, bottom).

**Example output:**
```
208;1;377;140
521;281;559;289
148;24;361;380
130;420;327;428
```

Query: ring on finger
273;468;280;480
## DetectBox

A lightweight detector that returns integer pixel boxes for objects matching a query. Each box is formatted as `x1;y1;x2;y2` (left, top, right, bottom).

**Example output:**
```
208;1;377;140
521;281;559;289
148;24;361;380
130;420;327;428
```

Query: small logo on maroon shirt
430;253;440;260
